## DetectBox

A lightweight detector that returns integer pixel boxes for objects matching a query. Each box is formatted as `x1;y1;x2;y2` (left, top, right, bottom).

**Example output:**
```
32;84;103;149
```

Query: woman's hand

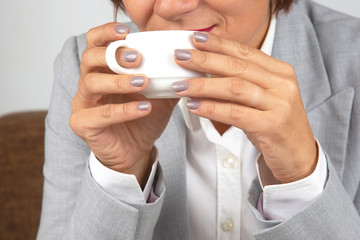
70;23;178;186
173;32;318;184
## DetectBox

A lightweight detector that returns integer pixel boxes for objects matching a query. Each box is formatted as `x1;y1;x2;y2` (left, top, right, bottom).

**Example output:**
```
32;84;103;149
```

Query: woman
37;0;360;239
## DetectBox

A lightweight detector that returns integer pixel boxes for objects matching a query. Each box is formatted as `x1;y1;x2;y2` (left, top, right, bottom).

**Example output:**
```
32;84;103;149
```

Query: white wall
0;0;129;116
0;0;359;116
316;0;360;17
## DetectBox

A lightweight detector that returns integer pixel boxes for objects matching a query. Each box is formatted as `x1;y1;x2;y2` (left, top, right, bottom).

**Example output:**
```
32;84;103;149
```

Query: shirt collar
179;15;277;130
260;14;276;56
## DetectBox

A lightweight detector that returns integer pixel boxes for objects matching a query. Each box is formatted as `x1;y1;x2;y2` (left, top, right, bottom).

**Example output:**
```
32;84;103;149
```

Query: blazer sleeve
36;36;166;240
248;155;360;240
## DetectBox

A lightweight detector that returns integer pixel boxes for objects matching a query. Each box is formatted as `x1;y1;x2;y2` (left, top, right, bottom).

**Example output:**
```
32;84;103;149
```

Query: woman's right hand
70;23;179;186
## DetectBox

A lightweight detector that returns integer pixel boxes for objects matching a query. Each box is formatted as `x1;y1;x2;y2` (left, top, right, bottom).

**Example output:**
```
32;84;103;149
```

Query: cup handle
105;40;134;74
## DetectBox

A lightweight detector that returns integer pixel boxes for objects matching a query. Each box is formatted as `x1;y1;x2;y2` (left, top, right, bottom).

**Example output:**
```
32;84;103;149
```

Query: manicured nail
123;51;138;62
114;24;130;34
131;76;145;87
137;101;150;111
194;32;209;43
186;99;200;109
171;80;189;92
175;49;192;61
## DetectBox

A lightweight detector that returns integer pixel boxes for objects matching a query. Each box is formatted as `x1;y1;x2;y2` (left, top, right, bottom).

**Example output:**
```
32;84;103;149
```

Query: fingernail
175;49;192;61
131;76;145;87
114;24;130;34
186;99;200;109
194;32;208;43
123;51;138;62
137;101;150;111
171;80;189;92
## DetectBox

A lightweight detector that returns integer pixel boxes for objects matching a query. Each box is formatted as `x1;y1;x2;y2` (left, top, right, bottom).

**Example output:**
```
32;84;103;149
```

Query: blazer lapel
272;3;331;112
155;106;189;240
307;88;354;179
272;4;355;179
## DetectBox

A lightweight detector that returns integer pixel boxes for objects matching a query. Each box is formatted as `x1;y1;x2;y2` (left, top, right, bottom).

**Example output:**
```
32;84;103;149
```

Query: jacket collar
272;1;332;112
273;1;354;179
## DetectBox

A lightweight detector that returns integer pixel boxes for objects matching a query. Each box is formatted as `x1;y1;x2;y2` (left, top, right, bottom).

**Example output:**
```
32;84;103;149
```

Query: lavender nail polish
194;32;209;43
137;101;150;111
175;49;192;61
123;51;138;62
187;100;200;109
171;80;189;92
131;76;145;87
114;24;130;34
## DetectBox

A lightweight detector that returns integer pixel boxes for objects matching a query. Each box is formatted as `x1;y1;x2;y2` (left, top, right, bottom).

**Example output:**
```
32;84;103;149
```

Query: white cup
105;30;207;98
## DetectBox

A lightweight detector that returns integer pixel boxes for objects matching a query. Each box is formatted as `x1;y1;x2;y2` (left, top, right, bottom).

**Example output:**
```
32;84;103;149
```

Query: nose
154;0;199;20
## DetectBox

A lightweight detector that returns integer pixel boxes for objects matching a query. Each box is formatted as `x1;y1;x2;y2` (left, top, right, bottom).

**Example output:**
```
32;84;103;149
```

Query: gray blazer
37;0;360;239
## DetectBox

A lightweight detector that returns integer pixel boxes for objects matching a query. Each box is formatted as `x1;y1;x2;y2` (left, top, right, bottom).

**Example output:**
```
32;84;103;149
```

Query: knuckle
83;73;96;92
282;62;297;78
286;63;296;75
81;49;92;64
198;51;211;66
289;81;298;93
121;103;131;116
284;80;299;98
69;112;82;135
77;76;83;90
71;97;77;111
192;78;207;94
229;105;245;121
204;101;216;115
86;27;97;44
100;104;115;119
237;43;253;58
69;112;76;130
227;57;248;73
113;74;124;90
228;78;246;96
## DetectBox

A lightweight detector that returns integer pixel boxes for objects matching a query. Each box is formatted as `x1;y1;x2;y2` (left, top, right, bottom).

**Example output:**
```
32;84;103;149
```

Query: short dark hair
271;0;294;14
110;0;294;17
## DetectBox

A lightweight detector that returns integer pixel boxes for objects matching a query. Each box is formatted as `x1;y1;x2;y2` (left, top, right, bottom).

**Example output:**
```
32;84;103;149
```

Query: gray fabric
37;0;360;239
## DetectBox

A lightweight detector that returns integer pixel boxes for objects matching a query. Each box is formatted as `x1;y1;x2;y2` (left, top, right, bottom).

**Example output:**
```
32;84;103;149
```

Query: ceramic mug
105;30;207;98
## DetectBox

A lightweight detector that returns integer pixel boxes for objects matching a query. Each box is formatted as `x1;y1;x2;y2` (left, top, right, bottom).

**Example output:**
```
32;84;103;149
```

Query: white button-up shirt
89;15;328;240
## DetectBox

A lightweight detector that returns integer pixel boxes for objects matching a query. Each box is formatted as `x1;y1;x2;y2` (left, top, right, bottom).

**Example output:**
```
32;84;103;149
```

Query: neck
248;6;272;49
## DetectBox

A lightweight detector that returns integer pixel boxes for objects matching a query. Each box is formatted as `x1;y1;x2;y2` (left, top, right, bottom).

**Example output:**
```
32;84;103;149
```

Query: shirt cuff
89;149;158;205
256;139;328;220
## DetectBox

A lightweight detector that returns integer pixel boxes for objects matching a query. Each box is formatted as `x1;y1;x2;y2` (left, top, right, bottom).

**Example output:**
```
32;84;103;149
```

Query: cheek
123;0;154;30
209;0;252;14
216;0;270;43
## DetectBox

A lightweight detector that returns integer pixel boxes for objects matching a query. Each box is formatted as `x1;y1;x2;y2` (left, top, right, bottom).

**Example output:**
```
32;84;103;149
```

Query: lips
188;25;215;32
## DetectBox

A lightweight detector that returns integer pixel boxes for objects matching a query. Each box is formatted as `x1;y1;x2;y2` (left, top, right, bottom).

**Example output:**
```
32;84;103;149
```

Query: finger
86;22;130;48
172;77;276;110
79;73;148;98
175;49;279;89
80;46;142;74
192;32;294;77
70;101;152;137
185;99;265;133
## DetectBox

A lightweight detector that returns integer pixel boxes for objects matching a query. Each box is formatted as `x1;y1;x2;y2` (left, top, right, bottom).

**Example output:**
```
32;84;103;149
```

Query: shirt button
221;218;234;232
222;156;236;168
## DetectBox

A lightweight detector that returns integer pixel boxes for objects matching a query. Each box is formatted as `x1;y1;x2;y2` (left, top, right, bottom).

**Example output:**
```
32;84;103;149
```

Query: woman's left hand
173;32;318;184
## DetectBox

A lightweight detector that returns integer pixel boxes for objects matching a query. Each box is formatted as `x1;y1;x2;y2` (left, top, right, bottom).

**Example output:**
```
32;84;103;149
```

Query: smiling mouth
188;25;215;32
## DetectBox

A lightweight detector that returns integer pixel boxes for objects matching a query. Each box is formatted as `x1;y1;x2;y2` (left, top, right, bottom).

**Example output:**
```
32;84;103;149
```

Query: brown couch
0;111;47;240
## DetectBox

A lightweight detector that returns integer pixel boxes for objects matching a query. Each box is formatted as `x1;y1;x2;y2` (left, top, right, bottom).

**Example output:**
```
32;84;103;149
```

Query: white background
0;0;359;116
